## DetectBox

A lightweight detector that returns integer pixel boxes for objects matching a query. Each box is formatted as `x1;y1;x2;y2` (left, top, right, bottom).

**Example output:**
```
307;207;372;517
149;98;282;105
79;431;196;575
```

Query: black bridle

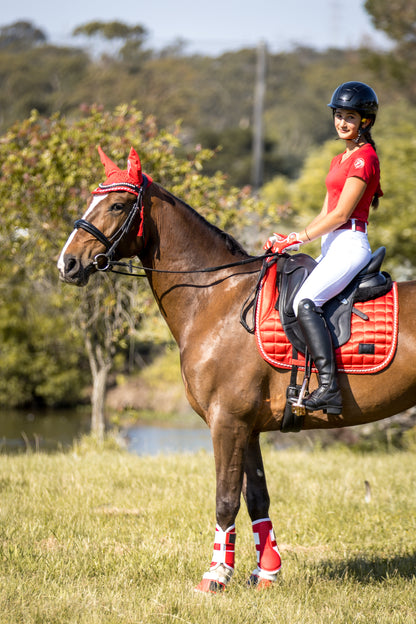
74;187;144;271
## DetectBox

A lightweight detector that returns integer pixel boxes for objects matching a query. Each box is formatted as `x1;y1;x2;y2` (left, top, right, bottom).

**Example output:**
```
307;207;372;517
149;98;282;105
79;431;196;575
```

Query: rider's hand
263;233;285;251
263;232;303;254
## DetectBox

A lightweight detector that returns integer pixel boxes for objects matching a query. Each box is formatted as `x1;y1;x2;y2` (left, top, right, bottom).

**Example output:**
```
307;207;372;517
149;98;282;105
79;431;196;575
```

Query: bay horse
58;147;416;592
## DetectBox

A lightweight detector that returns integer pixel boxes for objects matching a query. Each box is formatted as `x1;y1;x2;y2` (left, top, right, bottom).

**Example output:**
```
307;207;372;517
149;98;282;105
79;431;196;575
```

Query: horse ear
127;147;142;185
97;146;121;177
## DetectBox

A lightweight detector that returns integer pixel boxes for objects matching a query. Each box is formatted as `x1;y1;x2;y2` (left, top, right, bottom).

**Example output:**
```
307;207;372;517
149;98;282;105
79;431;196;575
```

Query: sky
1;0;392;55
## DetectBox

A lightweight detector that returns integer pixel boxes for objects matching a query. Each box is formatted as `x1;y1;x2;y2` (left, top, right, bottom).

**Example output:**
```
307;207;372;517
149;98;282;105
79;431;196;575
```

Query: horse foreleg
242;434;282;588
195;416;249;593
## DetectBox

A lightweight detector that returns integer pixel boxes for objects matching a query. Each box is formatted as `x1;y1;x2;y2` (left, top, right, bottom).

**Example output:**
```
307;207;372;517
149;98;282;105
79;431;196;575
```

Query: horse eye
110;203;124;212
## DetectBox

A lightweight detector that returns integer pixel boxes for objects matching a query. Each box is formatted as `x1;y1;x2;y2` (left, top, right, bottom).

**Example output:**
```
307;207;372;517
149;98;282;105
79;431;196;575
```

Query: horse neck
138;184;250;342
140;184;248;271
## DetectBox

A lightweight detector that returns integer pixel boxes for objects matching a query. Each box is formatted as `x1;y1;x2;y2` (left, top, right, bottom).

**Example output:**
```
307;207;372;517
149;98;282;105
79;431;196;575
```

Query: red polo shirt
325;143;382;223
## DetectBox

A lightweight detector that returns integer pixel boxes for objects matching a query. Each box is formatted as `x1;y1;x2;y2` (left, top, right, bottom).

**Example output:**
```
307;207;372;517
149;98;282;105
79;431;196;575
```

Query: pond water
0;410;90;452
0;409;213;455
2;408;392;455
121;425;212;455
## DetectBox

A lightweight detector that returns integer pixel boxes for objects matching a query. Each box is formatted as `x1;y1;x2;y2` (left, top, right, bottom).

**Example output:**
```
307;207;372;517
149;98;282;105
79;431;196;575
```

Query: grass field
0;440;415;623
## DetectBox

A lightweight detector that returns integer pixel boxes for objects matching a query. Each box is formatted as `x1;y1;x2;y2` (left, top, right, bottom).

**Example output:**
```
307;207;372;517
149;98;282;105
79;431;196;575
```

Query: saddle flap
277;253;317;317
277;254;316;353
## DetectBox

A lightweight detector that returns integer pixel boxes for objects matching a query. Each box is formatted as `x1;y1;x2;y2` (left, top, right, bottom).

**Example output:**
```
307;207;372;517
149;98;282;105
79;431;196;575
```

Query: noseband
74;185;145;271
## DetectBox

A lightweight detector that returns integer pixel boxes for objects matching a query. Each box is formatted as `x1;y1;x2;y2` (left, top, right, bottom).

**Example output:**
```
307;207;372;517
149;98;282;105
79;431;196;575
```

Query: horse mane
151;182;249;258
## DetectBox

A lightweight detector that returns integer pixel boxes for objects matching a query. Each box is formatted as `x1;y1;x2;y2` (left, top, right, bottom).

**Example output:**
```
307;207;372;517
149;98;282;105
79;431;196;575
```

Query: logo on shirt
354;157;365;169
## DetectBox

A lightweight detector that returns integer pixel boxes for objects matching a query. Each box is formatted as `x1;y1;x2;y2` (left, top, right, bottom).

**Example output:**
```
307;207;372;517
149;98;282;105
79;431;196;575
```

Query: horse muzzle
58;253;95;286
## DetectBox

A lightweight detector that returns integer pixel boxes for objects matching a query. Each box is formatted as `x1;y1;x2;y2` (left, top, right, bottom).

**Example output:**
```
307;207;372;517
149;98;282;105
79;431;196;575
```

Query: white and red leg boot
195;524;236;593
248;517;281;588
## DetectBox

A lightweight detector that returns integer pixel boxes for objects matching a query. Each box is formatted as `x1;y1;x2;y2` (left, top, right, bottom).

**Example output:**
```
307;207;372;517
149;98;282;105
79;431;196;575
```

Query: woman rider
264;81;383;414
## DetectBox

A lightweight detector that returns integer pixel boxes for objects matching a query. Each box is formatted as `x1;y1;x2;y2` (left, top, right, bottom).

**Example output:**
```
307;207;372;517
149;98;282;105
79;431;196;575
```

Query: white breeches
293;229;372;316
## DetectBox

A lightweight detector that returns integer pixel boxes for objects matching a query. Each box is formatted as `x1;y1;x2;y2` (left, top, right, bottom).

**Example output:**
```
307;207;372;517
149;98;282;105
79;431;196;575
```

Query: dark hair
362;128;380;209
362;127;376;152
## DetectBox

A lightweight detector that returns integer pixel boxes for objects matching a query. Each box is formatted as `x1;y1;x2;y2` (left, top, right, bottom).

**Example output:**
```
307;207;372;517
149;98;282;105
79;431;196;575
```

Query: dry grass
0;441;415;623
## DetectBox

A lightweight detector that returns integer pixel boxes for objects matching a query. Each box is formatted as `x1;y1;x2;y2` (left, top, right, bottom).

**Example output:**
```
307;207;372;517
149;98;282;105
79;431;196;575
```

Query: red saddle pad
255;261;398;374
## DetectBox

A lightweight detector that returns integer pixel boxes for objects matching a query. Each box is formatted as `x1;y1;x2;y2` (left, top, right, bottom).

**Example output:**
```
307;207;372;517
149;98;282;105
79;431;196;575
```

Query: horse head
58;146;152;286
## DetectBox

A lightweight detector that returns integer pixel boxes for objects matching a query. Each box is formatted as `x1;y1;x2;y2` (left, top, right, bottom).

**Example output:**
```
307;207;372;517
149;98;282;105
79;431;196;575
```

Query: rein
104;253;272;277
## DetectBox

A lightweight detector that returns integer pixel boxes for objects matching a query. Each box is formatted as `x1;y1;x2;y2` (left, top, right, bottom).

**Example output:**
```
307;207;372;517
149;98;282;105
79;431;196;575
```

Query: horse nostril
64;255;79;276
59;253;89;286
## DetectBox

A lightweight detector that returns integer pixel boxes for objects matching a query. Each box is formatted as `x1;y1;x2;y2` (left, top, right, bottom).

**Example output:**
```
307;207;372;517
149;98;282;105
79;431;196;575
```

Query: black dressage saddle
276;246;392;354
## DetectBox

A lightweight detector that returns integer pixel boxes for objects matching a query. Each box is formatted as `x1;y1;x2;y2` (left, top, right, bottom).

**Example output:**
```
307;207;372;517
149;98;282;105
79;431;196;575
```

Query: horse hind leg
243;434;282;589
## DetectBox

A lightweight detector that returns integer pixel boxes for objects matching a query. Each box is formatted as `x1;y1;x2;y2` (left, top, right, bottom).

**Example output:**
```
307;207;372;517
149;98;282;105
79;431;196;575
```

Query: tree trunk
85;336;112;443
90;362;111;442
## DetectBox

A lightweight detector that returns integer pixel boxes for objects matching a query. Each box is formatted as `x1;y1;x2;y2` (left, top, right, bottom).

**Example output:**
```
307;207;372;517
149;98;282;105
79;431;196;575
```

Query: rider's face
333;108;365;142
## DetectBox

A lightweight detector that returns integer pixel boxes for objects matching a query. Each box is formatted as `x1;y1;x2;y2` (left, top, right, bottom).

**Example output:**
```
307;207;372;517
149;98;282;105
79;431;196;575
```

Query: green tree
0;41;89;130
370;104;416;276
365;0;416;101
0;264;86;408
0;21;46;50
73;20;149;64
365;0;416;43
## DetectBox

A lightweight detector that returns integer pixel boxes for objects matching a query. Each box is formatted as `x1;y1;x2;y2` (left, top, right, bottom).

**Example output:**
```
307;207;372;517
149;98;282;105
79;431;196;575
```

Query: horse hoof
250;577;274;589
194;578;226;593
247;567;279;589
195;564;233;593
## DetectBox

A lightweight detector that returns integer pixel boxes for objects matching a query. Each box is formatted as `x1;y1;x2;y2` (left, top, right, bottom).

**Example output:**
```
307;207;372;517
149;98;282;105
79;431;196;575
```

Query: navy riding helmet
328;81;378;126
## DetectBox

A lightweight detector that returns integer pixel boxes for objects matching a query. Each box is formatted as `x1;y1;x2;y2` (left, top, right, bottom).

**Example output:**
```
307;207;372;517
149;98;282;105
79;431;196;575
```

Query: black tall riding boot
297;299;342;414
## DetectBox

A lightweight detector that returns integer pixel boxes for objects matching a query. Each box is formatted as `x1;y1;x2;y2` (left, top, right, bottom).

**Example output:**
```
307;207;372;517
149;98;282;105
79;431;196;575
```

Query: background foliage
1;1;416;411
0;107;256;410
